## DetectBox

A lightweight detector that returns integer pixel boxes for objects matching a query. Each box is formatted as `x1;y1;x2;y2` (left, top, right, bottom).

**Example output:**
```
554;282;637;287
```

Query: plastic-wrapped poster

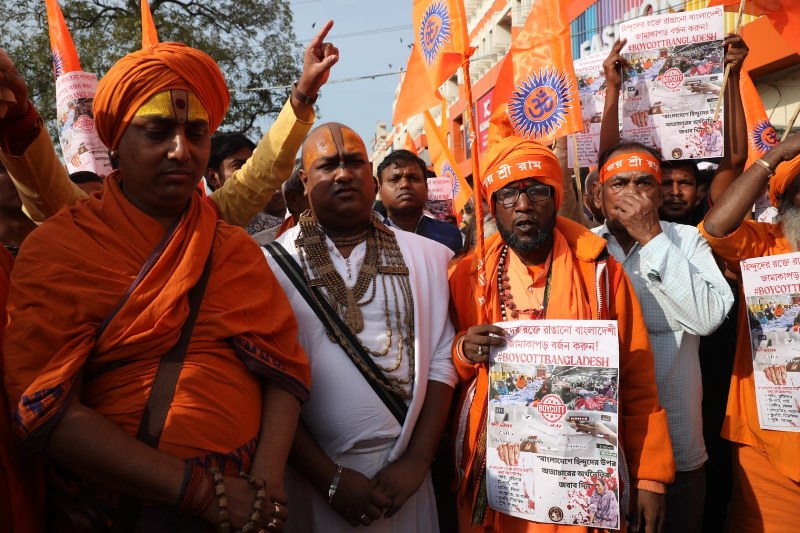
740;252;800;431
425;176;455;219
618;6;725;160
55;71;111;176
569;52;609;167
487;320;622;528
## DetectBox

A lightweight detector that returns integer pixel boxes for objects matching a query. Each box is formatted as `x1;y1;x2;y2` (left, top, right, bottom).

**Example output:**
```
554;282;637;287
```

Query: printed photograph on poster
740;252;800;431
486;320;621;528
569;52;609;167
618;6;725;160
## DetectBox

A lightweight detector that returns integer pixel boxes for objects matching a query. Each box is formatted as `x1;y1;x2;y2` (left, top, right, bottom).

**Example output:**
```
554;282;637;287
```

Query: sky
288;0;415;152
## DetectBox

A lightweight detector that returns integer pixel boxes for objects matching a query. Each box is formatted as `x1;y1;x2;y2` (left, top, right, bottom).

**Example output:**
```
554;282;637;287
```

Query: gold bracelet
456;334;472;364
753;158;775;178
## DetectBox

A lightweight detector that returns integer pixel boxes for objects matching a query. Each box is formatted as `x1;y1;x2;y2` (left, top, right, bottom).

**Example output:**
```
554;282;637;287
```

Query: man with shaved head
263;122;457;531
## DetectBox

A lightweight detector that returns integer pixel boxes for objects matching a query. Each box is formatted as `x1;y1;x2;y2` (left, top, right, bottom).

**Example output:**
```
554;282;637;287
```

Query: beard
496;216;554;255
779;203;800;252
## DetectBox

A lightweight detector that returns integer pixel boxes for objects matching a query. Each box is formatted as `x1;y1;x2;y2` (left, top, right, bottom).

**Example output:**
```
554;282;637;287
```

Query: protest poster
740;252;800;432
425;176;455;219
55;71;112;176
569;52;609;167
618;6;725;160
487;320;622;528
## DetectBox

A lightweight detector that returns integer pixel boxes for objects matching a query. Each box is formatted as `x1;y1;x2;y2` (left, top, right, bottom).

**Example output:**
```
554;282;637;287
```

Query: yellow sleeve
210;98;315;227
0;127;87;224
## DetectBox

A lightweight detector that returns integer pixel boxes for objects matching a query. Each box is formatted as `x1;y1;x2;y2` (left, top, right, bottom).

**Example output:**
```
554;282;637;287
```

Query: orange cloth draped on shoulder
699;219;800;489
274;216;295;240
93;41;230;150
448;219;674;532
3;175;310;466
0;246;45;533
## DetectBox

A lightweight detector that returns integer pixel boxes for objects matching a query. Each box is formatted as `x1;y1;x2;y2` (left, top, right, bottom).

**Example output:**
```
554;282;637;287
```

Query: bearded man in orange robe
448;111;675;533
700;132;800;533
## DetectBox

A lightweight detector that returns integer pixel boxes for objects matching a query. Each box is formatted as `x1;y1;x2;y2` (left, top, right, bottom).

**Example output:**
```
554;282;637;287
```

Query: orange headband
599;152;662;184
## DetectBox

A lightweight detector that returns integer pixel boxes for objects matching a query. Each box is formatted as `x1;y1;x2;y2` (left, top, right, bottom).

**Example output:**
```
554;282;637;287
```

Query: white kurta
263;225;458;532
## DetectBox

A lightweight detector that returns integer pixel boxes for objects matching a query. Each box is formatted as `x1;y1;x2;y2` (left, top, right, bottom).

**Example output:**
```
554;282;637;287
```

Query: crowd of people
0;12;798;533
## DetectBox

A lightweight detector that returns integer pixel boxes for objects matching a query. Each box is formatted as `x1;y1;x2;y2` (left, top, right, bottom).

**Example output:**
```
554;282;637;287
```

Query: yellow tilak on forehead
134;90;209;123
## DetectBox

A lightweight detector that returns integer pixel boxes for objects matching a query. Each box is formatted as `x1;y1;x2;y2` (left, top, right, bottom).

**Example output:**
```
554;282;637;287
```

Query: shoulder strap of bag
112;245;214;532
266;241;408;425
136;248;213;447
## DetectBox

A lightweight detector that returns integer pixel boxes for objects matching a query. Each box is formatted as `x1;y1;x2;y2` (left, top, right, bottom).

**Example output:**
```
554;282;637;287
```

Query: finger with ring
477;345;483;356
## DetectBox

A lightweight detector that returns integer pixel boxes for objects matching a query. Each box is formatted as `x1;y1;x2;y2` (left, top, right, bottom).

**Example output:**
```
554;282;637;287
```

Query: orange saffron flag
740;70;779;167
707;0;800;54
424;110;472;214
393;0;473;125
141;0;159;48
45;0;82;78
403;131;419;155
492;0;582;142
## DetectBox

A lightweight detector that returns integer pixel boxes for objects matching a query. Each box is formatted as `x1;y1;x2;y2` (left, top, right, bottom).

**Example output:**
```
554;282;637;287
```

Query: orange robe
0;246;44;533
698;219;800;531
449;218;674;532
3;173;310;470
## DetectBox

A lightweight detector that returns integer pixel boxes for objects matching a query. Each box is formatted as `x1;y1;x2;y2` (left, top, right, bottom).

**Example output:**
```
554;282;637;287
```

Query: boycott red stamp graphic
661;68;684;90
537;394;567;423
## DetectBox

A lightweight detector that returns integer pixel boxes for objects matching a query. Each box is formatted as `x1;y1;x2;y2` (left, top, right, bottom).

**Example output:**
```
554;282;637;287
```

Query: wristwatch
292;81;318;105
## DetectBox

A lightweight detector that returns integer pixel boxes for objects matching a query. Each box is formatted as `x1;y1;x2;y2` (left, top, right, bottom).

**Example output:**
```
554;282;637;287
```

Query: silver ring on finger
477;345;483;356
360;513;368;521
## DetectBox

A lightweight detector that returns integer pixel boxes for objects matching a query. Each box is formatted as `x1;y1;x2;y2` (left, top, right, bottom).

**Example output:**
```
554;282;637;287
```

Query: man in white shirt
263;122;457;532
593;141;734;533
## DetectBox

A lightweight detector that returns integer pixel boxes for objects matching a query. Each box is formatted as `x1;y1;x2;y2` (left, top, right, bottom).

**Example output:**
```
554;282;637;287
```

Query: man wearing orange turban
3;41;313;531
448;110;674;532
700;132;800;532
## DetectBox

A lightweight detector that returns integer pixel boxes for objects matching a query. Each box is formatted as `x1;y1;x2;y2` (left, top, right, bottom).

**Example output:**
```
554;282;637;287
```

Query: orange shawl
3;175;309;467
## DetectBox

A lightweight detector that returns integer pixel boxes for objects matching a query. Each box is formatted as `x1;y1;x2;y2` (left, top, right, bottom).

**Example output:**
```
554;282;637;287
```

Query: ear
205;168;223;190
299;168;309;197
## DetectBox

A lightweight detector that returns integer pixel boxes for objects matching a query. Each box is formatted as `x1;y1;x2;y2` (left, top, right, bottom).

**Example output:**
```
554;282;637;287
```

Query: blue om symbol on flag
52;48;65;78
419;1;451;66
509;66;574;139
750;119;779;154
441;161;459;197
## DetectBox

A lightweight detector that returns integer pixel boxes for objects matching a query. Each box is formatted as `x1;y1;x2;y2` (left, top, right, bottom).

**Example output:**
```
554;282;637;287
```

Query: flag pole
782;102;800;142
712;0;748;123
461;56;488;320
571;134;583;200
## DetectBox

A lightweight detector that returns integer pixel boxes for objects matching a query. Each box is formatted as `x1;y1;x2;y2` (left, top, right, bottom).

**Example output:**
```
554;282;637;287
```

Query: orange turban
769;153;800;207
480;105;563;214
94;42;229;149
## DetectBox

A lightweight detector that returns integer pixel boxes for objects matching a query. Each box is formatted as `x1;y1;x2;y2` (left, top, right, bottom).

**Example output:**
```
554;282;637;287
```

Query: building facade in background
373;0;799;178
